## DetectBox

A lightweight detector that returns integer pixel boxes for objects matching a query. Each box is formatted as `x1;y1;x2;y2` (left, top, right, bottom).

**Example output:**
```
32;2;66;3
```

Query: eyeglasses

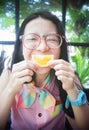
20;33;63;49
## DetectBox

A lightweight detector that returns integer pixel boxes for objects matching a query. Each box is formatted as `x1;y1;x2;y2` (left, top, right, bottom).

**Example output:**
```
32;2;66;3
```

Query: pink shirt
11;81;66;130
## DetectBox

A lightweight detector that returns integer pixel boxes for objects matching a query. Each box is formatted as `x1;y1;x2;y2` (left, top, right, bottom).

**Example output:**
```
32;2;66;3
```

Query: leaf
71;47;89;85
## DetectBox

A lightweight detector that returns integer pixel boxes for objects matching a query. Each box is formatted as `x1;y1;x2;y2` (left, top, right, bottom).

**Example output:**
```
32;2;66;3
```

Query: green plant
71;47;89;85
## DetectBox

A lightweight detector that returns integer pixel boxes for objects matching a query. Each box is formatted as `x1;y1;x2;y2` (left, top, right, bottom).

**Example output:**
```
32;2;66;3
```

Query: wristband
65;90;87;109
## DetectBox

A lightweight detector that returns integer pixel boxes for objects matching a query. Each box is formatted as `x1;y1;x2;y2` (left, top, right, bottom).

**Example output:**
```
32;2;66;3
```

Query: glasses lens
46;34;62;48
23;34;39;49
21;33;62;49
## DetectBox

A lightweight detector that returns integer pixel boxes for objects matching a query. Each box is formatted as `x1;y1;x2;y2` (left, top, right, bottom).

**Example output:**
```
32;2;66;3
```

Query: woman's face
22;17;61;73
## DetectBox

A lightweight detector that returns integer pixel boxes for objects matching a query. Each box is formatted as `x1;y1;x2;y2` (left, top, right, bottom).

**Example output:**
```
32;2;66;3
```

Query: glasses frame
20;33;63;50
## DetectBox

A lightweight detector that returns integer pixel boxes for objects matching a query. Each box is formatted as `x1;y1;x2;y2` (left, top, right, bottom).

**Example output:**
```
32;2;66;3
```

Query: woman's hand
49;59;75;92
5;60;37;95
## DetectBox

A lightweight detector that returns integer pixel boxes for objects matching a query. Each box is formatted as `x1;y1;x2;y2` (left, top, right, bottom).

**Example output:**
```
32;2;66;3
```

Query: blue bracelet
65;90;87;109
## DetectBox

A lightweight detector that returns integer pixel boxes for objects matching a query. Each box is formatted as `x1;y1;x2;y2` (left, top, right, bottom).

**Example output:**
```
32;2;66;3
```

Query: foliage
20;0;62;17
0;0;89;43
0;0;15;29
66;1;89;43
0;0;62;28
71;47;89;85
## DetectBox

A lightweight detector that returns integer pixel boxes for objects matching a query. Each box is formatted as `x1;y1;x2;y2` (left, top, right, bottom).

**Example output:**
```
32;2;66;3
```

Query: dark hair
11;10;69;66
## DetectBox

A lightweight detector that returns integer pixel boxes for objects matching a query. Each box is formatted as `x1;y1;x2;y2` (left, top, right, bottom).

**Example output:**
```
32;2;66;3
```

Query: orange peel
32;55;54;67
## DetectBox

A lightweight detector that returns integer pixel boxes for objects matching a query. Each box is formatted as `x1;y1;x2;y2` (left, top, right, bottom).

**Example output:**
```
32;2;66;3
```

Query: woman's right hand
5;60;37;95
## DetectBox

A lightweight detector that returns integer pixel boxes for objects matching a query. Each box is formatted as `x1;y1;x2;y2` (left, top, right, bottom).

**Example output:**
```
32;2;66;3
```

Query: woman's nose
36;39;49;52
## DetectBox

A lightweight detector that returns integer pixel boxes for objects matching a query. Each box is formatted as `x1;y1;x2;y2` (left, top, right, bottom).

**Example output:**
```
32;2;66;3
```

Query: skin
0;17;89;130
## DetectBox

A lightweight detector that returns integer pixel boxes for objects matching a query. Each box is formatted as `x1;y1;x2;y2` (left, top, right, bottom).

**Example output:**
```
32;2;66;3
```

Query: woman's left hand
49;59;75;91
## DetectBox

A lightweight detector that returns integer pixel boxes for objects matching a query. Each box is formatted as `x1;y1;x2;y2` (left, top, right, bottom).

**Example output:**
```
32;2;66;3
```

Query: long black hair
11;10;74;118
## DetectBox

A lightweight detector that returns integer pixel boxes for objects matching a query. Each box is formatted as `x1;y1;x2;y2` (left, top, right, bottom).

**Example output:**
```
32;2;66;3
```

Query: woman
0;10;89;130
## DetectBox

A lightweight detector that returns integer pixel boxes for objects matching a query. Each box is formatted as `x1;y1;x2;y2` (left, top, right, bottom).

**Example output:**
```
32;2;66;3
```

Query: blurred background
0;0;89;88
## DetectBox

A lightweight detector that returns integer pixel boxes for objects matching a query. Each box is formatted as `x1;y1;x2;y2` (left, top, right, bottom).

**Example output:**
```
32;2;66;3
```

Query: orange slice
32;55;54;67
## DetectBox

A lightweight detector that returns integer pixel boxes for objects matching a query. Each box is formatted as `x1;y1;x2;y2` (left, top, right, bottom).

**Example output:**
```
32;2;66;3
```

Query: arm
0;86;15;130
0;69;14;130
49;59;89;129
66;82;89;129
0;60;35;129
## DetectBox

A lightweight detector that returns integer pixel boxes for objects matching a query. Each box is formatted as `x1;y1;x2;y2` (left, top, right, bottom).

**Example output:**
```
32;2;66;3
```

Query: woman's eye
27;38;37;41
47;38;57;42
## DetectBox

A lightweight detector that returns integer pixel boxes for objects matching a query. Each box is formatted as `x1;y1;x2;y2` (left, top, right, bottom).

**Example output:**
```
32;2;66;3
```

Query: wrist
66;87;80;100
65;90;87;108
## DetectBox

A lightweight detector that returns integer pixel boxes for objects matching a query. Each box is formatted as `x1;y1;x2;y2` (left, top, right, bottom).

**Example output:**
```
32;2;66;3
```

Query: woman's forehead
24;17;57;35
